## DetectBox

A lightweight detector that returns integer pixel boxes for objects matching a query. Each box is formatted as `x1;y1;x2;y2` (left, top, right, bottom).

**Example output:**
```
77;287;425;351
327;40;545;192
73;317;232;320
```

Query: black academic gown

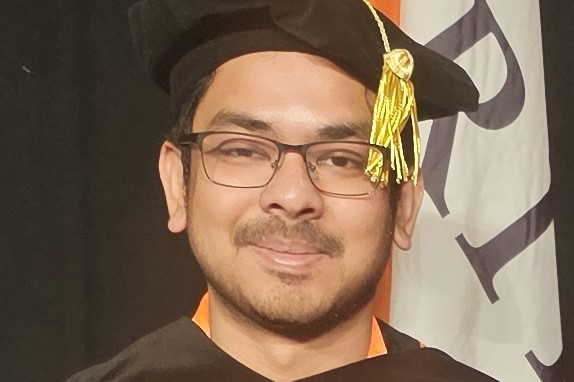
67;318;499;382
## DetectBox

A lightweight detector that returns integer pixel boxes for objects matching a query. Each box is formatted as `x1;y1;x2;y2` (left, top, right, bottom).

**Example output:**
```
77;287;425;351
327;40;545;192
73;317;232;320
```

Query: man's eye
328;157;353;167
220;147;257;157
320;154;364;169
210;141;271;160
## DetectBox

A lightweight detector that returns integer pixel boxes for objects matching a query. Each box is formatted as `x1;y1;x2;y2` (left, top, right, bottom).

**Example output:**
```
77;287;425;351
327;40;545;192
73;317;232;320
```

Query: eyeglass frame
178;131;391;196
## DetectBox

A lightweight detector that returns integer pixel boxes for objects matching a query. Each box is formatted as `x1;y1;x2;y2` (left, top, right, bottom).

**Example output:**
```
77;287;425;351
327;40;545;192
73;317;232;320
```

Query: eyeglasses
178;131;390;196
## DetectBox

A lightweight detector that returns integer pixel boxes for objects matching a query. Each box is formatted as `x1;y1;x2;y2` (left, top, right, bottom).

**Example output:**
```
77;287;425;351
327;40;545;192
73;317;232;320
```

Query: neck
208;290;375;381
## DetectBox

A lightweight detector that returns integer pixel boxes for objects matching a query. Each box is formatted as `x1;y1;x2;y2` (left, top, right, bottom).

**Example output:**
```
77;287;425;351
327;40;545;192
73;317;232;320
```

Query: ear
393;172;424;250
158;141;187;233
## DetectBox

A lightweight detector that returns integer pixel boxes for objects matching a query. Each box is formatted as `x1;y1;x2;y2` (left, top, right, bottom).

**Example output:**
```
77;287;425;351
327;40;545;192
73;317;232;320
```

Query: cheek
187;160;257;263
329;192;392;270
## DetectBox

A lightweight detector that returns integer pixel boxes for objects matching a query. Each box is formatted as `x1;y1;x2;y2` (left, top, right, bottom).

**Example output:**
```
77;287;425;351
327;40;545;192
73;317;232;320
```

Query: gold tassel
361;0;421;186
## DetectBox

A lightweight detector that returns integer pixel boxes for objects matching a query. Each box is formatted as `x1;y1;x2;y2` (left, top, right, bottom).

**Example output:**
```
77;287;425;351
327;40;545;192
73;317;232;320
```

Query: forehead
192;51;375;140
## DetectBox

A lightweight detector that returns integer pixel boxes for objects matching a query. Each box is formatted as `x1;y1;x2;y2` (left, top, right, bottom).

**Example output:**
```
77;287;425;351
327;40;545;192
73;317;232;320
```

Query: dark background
0;1;572;381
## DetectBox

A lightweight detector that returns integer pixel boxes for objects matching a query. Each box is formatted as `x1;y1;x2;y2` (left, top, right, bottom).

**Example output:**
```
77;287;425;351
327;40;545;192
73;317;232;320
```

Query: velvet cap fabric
128;0;479;120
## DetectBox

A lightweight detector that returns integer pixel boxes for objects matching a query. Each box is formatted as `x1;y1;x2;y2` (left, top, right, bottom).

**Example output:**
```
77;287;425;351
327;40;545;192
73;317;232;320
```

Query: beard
189;215;392;341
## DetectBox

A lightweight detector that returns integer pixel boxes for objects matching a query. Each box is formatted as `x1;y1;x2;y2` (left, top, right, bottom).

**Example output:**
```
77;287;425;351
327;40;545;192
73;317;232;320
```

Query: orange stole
192;294;388;358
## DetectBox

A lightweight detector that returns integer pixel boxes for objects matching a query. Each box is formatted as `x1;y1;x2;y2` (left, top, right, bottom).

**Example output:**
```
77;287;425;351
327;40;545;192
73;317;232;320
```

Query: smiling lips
249;238;329;269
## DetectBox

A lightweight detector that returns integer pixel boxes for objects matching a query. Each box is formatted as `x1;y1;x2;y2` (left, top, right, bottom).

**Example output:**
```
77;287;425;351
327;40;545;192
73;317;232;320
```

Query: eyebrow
315;122;371;140
208;110;272;132
207;109;371;139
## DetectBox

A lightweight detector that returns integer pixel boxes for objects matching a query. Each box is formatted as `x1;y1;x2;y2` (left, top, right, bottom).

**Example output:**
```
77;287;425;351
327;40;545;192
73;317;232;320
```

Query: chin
252;286;376;340
211;270;380;340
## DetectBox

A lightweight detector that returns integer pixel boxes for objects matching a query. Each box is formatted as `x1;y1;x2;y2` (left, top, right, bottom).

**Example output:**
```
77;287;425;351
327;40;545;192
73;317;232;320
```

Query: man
69;0;497;381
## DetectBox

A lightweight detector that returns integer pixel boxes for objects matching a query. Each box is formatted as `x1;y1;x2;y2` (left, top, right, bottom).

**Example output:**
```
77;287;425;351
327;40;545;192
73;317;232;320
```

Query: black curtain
0;1;205;381
0;1;571;381
541;1;574;381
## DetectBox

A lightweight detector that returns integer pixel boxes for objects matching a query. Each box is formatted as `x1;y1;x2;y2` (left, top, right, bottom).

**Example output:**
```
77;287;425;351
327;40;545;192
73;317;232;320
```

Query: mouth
247;239;330;269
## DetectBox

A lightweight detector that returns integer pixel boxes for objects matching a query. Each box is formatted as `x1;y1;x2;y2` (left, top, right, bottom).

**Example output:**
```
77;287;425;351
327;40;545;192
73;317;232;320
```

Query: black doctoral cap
128;0;478;120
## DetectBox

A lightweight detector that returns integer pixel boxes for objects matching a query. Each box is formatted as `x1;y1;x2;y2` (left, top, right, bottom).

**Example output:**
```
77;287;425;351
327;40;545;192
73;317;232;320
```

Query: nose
259;152;324;221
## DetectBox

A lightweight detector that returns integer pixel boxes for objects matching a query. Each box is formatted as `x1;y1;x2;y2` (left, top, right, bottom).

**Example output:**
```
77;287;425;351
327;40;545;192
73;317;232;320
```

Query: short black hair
167;71;215;185
167;71;216;147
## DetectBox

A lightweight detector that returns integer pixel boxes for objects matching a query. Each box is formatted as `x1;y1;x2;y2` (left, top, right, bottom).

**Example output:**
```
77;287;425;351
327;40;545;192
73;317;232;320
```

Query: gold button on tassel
362;0;421;186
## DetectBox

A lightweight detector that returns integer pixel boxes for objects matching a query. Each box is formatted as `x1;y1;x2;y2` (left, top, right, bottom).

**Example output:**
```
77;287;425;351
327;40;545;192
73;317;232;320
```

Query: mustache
233;216;345;257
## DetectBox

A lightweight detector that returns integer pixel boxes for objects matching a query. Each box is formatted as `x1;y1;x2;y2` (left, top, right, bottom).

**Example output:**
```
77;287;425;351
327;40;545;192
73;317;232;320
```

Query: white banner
390;1;562;381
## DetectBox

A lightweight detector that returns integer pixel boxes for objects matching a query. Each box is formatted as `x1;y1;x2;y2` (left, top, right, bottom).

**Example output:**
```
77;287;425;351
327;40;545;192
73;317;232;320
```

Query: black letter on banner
456;191;552;303
525;350;564;382
423;0;526;217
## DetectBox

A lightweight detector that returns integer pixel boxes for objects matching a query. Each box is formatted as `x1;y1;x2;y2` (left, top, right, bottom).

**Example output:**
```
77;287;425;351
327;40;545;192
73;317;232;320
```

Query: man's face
161;52;419;337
